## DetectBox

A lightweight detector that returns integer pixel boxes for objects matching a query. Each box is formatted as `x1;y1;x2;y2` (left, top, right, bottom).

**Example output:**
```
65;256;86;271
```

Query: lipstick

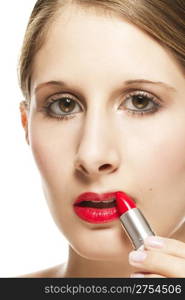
116;191;155;249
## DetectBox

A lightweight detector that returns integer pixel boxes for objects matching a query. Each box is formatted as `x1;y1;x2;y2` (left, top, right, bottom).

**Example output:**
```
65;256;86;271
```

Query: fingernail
145;236;164;248
129;250;147;263
130;273;145;278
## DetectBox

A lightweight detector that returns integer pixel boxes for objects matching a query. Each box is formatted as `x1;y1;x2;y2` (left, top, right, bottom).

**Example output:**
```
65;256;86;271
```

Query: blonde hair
18;0;185;102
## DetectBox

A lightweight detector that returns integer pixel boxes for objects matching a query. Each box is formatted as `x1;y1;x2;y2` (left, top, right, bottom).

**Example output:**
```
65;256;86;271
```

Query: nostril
99;164;111;171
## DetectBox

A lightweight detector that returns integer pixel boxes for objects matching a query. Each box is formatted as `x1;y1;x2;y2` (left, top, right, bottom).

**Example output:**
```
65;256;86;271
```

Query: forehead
31;3;184;93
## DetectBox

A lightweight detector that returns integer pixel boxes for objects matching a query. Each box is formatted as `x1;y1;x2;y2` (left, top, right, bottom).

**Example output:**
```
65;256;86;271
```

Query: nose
74;111;121;179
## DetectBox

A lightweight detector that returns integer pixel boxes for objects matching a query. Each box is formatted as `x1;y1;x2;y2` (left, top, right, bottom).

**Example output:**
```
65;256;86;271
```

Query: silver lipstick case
120;208;155;250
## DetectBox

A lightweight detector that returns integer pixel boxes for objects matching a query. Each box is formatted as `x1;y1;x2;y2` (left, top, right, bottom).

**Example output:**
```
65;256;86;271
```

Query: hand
128;236;185;277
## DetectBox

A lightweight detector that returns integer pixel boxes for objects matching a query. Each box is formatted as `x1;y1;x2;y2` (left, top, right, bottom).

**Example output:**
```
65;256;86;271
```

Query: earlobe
19;100;30;145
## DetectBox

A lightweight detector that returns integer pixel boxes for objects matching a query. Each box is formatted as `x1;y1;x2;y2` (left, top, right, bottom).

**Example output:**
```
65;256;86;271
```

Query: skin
20;4;185;277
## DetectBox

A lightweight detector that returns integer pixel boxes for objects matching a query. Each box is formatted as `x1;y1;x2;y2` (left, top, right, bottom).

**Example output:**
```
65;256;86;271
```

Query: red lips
73;191;118;224
74;192;117;204
73;191;137;224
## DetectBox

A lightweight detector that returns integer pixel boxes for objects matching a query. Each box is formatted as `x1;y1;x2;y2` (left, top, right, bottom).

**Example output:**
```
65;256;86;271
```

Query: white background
0;0;68;277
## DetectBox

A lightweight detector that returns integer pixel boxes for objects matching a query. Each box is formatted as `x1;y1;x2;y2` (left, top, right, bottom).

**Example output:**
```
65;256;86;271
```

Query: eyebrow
34;81;68;93
124;79;176;92
34;79;177;93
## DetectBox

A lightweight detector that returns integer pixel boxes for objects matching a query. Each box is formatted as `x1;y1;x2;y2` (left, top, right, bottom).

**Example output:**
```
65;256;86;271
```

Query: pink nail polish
145;236;164;248
130;273;145;278
129;250;147;263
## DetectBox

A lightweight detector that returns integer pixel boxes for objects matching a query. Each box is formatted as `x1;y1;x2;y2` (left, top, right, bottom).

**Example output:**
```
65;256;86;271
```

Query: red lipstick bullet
116;191;155;249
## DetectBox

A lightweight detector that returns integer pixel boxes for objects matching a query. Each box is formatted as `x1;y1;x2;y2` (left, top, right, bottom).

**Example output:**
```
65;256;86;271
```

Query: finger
129;249;185;277
130;272;166;278
144;236;185;258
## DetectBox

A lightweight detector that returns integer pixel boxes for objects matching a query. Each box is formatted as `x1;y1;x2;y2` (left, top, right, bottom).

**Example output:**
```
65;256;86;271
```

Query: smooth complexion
21;4;185;277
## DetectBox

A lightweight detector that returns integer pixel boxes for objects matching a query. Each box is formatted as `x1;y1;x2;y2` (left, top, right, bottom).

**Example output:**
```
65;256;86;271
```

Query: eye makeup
38;88;163;121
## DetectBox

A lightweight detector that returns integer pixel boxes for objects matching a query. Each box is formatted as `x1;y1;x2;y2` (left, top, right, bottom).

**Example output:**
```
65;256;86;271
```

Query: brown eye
132;95;149;109
47;96;82;117
122;91;160;114
58;98;76;113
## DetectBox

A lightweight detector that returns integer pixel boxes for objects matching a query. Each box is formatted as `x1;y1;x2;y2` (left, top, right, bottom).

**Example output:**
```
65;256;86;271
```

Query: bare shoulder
17;263;66;278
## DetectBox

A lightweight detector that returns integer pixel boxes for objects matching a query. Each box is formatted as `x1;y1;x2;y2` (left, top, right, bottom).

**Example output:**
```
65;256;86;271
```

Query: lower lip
73;206;119;223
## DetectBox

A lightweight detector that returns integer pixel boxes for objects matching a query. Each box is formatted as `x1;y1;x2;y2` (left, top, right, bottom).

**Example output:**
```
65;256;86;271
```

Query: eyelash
40;90;162;121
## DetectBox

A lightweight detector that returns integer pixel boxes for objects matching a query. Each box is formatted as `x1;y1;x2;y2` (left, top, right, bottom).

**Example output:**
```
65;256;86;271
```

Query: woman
19;0;185;277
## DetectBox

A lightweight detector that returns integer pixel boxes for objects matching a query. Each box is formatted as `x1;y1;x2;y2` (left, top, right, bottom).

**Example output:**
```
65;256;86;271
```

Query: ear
19;100;30;145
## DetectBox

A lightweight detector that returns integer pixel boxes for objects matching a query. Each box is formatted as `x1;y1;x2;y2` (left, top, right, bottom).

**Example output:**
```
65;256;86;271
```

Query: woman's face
23;4;185;261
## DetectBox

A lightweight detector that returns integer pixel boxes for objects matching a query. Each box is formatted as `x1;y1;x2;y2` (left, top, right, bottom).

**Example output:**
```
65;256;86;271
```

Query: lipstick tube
116;191;155;250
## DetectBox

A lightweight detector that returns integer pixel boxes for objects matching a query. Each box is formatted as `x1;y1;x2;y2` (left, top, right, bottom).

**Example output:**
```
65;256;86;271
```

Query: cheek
29;120;79;224
127;120;185;185
29;120;77;184
124;118;185;235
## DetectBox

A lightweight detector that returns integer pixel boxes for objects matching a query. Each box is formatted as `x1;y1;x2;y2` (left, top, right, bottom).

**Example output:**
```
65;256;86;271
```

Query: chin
71;240;131;262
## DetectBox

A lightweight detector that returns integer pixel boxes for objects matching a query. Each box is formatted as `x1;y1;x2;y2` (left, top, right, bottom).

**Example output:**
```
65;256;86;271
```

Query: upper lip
74;191;120;205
